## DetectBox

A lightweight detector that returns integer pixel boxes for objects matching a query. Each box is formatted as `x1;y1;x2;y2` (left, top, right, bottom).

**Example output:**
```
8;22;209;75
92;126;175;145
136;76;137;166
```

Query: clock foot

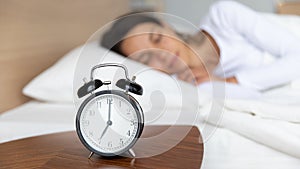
88;152;94;159
128;149;136;158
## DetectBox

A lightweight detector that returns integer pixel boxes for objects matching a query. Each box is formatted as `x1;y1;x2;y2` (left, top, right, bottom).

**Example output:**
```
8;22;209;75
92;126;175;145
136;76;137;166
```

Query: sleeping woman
101;1;300;91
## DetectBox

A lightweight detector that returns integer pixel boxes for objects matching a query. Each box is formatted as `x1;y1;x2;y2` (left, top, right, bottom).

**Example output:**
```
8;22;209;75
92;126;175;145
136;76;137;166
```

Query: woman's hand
225;77;238;84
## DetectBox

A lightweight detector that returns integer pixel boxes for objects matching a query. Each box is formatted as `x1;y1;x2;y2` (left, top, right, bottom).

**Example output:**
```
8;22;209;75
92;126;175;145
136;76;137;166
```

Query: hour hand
99;120;112;140
100;124;109;140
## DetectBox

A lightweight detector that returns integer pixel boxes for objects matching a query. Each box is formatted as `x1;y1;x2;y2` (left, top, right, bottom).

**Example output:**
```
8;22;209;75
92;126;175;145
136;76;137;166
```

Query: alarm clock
75;63;144;158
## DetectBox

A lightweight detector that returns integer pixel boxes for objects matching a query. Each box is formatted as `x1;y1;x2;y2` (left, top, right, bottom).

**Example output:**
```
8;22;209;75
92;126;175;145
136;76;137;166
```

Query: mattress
1;101;300;169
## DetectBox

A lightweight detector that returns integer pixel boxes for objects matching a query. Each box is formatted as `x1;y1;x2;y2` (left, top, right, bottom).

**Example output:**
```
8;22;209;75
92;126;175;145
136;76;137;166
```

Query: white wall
162;0;279;25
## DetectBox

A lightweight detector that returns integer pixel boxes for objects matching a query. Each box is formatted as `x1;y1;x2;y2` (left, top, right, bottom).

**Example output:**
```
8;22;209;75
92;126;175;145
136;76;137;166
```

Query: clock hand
99;124;109;140
108;98;112;122
99;119;113;140
100;99;112;141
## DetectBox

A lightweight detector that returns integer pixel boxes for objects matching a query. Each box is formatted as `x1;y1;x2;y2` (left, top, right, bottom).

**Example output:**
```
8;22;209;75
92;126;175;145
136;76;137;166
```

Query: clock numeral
108;141;113;147
127;130;131;137
107;98;113;104
83;120;90;126
89;131;94;137
89;110;95;116
119;138;124;146
126;108;131;115
119;100;122;107
130;120;137;126
97;101;101;108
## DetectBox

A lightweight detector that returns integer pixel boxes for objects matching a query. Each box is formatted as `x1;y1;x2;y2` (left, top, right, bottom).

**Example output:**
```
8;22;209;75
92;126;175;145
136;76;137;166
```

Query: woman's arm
209;1;300;90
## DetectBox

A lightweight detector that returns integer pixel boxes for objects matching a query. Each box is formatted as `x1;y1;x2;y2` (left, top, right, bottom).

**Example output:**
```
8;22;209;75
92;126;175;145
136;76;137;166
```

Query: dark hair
101;12;162;56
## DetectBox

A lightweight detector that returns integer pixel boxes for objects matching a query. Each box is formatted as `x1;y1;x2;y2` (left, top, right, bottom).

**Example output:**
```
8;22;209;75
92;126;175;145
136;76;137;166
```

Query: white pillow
23;41;138;102
23;41;191;106
23;44;80;103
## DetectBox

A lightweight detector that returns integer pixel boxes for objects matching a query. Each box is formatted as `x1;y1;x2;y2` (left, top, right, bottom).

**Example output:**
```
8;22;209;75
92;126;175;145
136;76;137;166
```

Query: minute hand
108;98;112;121
100;99;112;140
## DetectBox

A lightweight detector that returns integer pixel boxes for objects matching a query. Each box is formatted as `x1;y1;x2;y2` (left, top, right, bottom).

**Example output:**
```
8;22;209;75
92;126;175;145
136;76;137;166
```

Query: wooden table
0;126;203;169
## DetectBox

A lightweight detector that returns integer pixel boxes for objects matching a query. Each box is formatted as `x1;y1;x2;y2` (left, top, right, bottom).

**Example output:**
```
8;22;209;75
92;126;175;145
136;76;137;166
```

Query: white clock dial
79;93;140;155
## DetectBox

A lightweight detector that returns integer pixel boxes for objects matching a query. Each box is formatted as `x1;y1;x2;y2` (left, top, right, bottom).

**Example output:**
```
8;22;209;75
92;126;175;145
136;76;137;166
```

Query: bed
1;1;300;169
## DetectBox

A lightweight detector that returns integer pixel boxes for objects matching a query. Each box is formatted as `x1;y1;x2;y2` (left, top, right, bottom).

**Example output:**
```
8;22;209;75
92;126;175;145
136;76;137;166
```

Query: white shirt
199;1;300;91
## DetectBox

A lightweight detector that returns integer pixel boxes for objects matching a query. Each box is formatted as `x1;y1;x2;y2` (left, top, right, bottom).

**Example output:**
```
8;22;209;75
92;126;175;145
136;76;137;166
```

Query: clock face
76;91;143;156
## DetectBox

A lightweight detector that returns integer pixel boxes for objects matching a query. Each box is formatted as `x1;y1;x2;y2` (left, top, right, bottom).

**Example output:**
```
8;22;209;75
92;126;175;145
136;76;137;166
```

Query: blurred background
129;0;298;25
0;0;299;112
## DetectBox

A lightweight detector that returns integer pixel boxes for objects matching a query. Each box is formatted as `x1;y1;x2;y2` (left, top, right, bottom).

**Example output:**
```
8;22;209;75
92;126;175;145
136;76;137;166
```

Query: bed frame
0;0;130;113
0;1;299;113
277;1;300;15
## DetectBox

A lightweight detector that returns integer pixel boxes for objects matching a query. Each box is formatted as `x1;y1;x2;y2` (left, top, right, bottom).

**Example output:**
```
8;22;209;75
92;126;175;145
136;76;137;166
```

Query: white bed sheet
0;101;76;143
1;101;300;169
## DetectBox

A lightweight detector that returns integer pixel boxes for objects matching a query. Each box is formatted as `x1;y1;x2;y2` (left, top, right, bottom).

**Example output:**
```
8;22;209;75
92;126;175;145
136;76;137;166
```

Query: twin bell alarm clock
75;63;144;158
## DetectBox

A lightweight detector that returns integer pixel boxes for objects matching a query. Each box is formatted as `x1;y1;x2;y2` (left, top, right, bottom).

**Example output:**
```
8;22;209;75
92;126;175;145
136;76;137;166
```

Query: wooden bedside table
0;125;203;169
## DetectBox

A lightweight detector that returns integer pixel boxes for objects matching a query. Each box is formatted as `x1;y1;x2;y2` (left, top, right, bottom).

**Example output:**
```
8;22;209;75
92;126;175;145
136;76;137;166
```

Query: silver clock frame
75;63;144;158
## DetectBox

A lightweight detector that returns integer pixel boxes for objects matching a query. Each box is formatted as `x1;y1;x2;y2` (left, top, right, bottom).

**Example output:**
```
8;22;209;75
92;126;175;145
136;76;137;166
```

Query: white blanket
201;13;300;159
199;82;300;159
225;99;300;123
201;124;300;169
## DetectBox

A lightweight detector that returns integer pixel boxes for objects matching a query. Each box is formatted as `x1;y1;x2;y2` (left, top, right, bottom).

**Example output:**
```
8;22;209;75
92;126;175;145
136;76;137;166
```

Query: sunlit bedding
1;13;300;169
